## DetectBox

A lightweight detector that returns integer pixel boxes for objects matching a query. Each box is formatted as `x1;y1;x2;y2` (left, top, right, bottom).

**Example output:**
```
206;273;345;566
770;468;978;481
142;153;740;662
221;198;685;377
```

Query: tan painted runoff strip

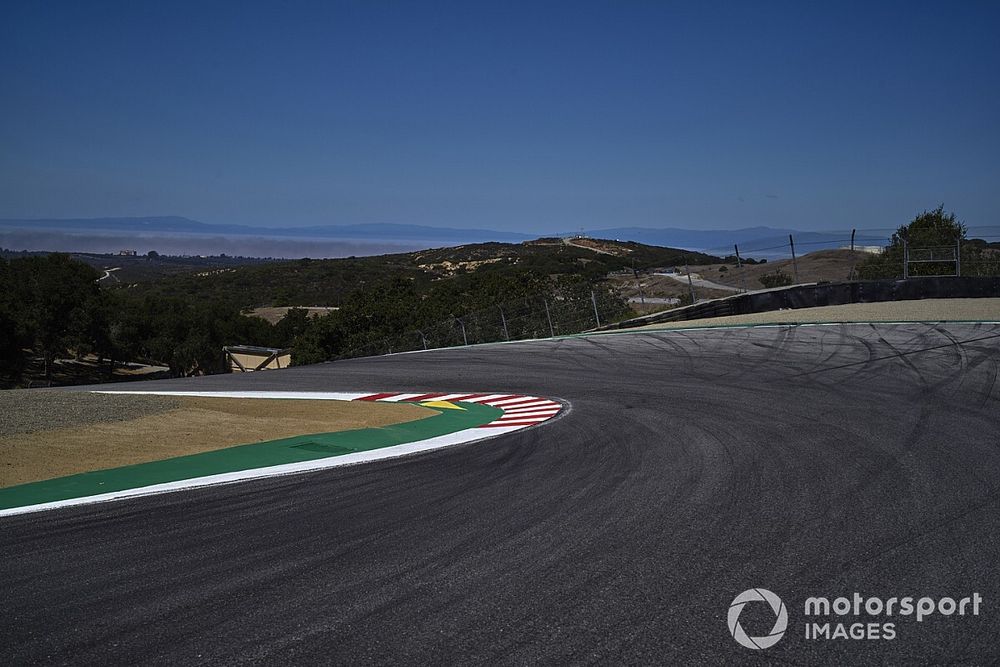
631;298;1000;331
0;396;434;488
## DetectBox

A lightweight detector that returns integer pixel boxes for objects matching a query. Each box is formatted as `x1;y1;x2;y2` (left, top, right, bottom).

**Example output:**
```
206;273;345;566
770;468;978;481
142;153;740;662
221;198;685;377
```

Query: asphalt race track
3;323;1000;664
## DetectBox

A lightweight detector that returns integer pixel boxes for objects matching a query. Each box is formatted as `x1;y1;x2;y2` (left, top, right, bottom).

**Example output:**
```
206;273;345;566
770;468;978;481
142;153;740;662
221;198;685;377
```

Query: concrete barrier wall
602;277;1000;330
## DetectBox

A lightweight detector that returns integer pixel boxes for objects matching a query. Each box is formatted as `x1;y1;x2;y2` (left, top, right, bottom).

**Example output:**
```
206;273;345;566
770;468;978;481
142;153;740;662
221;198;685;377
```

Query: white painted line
494;409;561;418
94;390;372;401
377;393;430;402
487;396;539;407
0;390;567;517
502;402;559;411
492;400;553;410
0;424;526;518
455;394;512;404
488;423;547;429
419;393;475;402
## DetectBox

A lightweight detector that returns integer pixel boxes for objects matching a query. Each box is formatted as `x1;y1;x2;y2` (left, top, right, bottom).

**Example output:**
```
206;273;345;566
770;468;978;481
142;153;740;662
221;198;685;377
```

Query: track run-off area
2;322;1000;664
0;391;563;516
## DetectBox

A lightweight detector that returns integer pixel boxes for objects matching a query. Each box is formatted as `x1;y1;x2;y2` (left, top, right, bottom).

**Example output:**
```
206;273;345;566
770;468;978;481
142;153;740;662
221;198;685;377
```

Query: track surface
3;323;1000;664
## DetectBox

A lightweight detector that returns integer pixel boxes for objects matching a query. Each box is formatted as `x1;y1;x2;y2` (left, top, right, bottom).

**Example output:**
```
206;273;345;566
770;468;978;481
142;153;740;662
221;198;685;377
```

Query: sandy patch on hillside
0;396;433;487
248;306;339;324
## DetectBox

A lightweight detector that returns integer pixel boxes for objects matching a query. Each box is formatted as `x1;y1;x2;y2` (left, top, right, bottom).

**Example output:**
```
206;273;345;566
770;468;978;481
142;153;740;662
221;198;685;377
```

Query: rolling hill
114;238;722;309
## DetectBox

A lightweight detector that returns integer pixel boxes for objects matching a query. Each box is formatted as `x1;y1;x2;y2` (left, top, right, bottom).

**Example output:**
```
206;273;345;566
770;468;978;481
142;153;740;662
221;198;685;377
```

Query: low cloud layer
0;230;425;259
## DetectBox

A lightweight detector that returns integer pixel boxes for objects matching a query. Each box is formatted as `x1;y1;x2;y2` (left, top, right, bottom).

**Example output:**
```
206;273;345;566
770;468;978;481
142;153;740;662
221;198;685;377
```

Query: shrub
759;269;793;288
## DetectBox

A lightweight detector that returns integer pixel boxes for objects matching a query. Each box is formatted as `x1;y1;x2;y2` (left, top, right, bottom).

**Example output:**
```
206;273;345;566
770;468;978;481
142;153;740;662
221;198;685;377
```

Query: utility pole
789;234;800;283
850;228;856;252
590;289;602;328
543;298;555;337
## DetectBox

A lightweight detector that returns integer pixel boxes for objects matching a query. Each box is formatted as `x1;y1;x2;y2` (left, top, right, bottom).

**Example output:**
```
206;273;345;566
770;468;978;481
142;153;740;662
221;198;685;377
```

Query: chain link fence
337;283;630;360
334;226;1000;360
619;226;1000;312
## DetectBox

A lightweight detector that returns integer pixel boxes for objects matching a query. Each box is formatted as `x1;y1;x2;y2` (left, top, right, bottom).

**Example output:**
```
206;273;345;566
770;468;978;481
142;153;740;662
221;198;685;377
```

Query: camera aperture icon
728;588;788;650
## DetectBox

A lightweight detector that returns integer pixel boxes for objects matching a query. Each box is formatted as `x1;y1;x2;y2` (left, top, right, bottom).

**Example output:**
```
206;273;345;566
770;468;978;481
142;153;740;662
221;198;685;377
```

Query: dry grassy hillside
610;273;733;303
609;248;875;315
691;249;870;289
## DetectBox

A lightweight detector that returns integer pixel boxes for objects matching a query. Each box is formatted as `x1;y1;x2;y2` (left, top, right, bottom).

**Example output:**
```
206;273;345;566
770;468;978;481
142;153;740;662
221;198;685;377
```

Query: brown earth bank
0;393;433;488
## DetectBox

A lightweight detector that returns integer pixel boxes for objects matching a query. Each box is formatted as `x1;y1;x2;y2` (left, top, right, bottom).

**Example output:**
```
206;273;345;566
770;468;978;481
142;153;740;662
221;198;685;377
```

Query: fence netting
339;225;1000;359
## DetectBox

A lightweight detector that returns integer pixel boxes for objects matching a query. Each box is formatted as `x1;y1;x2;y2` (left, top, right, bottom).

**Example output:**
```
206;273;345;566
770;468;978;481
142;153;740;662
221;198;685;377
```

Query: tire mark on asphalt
4;323;1000;664
789;331;1000;378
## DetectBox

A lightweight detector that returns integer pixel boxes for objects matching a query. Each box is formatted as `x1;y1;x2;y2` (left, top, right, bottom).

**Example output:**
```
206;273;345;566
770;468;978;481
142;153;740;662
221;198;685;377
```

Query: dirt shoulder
627;298;1000;331
0;391;182;435
0;394;433;487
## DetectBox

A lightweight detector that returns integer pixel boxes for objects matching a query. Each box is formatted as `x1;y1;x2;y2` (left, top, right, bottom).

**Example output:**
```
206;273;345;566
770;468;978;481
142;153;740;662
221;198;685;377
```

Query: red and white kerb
355;392;563;429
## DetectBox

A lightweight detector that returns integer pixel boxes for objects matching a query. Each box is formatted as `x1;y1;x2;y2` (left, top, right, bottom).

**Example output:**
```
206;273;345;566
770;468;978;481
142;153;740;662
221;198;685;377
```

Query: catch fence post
500;306;510;341
457;318;468;346
633;259;645;305
590;289;602;328
789;234;800;283
685;264;696;304
956;238;962;277
903;239;909;279
418;330;428;350
543;299;555;337
850;228;856;252
734;244;748;293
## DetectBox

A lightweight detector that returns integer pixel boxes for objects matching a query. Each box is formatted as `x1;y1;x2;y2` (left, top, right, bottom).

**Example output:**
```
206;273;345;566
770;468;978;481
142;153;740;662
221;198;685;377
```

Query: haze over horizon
3;2;999;233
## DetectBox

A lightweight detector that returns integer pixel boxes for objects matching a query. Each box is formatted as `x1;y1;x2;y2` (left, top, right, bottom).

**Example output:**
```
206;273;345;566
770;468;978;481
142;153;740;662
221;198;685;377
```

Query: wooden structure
223;345;292;373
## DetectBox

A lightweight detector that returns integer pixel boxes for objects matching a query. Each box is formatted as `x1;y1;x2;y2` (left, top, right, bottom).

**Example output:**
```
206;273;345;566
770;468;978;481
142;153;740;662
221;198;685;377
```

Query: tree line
0;254;280;383
0;253;630;387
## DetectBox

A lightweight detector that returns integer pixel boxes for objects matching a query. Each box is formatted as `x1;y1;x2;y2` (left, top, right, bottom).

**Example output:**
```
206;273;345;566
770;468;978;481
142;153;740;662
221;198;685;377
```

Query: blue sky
2;1;998;232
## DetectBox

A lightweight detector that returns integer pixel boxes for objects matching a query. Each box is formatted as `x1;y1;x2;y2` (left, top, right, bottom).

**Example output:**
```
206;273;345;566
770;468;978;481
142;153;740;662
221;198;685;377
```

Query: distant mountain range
559;226;869;254
0;216;886;258
0;217;535;243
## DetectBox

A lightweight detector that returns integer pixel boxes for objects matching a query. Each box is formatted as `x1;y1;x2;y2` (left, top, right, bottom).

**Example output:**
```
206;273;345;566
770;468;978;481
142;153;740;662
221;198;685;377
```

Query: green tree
0;260;33;381
856;206;992;279
273;307;313;347
11;254;103;378
291;312;345;365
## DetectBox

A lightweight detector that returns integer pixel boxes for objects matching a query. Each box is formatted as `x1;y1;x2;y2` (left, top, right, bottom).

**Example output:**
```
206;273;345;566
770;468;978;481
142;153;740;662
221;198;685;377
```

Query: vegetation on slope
1;239;717;386
113;239;720;308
